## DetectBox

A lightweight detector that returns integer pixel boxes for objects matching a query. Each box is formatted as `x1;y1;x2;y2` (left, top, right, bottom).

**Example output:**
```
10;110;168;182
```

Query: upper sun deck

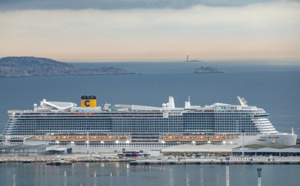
207;103;263;112
7;96;265;115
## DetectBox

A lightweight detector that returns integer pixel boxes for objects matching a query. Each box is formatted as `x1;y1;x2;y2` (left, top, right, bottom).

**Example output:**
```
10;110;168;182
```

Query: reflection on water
1;162;300;186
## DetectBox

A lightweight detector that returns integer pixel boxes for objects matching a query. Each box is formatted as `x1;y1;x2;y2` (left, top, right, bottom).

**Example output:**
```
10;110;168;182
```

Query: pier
129;156;300;165
1;154;300;165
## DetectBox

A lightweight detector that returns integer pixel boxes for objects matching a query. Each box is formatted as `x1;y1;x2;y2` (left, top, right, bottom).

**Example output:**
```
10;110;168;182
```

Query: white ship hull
247;133;297;146
1;96;297;153
1;133;296;153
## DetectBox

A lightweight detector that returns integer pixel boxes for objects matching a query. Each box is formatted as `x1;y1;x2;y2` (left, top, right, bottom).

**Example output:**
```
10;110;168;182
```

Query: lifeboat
72;136;86;141
118;136;128;140
48;136;57;140
32;136;45;140
193;136;208;141
163;136;178;141
179;136;193;141
102;136;116;141
209;136;223;141
88;136;101;141
37;136;56;140
56;136;72;141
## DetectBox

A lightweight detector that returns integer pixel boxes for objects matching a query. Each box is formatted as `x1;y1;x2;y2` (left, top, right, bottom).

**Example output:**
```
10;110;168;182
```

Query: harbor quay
0;153;121;164
1;153;300;165
1;142;300;165
129;156;300;165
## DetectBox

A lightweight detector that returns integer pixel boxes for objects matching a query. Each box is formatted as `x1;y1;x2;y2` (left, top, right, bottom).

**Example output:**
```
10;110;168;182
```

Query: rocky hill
0;57;135;77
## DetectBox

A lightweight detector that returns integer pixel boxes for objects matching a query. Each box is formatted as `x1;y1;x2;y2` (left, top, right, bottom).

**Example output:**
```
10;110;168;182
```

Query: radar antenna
237;96;248;106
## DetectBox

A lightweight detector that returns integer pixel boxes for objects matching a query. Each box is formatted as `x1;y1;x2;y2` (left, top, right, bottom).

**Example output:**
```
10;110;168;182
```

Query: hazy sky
0;0;300;62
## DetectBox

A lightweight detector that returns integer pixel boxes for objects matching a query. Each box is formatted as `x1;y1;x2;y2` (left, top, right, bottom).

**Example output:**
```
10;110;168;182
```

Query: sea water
0;162;300;186
0;61;299;133
0;61;299;185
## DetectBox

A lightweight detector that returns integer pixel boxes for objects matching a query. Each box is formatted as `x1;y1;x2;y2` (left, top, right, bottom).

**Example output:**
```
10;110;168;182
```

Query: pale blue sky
0;0;299;61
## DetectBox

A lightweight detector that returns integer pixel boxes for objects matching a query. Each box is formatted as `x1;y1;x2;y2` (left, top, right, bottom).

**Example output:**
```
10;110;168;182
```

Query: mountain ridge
0;56;135;77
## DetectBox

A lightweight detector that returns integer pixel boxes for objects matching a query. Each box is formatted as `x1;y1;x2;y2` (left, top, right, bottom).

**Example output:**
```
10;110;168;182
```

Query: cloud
0;0;298;10
0;3;299;61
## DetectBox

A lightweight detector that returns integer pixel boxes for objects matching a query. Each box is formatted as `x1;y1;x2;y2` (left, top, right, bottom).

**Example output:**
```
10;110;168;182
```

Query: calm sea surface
0;162;300;186
0;61;299;133
0;61;299;185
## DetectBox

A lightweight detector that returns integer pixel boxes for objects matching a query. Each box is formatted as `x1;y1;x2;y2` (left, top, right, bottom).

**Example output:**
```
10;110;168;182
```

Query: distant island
0;56;136;78
194;67;224;73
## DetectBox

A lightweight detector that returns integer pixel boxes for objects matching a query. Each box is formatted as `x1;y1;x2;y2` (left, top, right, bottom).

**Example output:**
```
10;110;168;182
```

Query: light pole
226;156;230;186
257;168;262;186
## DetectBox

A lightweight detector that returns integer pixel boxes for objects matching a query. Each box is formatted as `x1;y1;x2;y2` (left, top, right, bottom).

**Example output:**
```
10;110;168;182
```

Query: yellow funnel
81;95;97;107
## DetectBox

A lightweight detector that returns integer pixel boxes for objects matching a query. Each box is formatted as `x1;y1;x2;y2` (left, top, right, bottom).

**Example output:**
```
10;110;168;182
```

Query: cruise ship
1;96;297;152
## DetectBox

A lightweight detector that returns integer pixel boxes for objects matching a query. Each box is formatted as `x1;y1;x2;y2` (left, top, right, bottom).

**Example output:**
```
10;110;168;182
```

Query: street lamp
257;168;262;186
226;156;230;186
